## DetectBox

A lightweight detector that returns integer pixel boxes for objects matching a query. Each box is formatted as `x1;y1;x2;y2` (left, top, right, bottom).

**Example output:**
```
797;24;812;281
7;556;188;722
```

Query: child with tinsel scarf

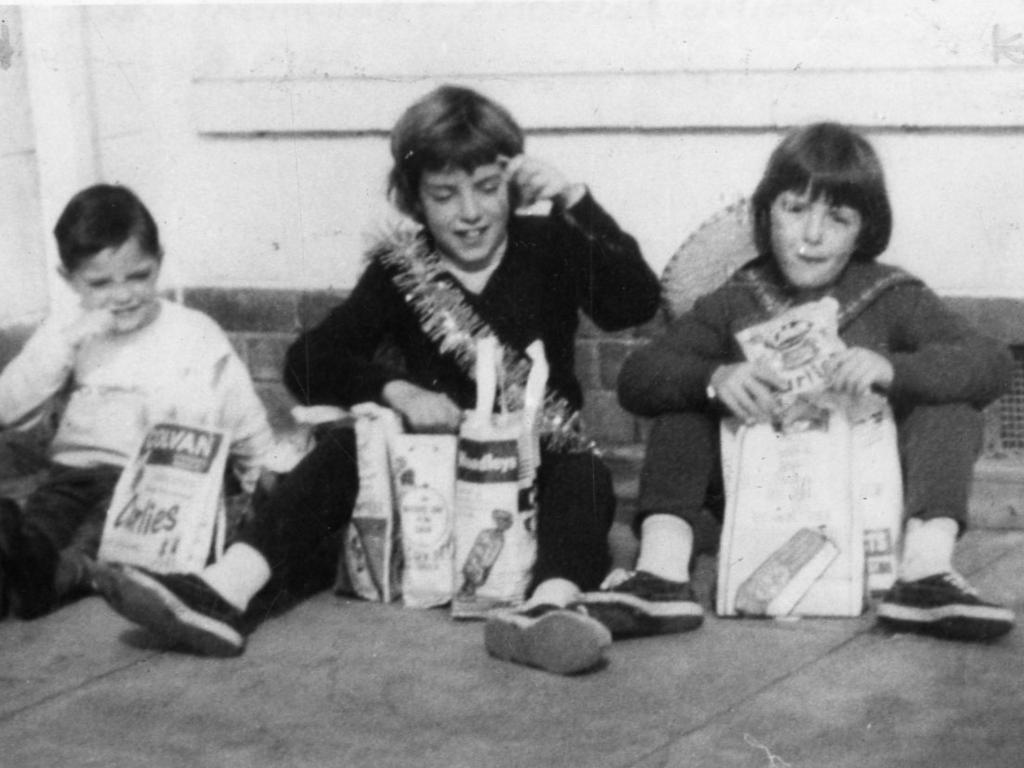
95;85;662;673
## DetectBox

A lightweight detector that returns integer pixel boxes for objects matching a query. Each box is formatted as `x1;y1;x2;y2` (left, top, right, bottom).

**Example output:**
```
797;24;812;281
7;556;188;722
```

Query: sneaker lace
940;571;978;597
599;568;634;590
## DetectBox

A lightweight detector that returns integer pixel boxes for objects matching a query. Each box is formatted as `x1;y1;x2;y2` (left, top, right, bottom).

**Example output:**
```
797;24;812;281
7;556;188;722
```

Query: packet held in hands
735;297;845;413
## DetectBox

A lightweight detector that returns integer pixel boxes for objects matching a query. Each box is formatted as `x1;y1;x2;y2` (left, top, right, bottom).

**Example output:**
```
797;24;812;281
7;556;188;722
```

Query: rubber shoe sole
485;610;611;675
582;592;704;639
95;566;245;657
877;601;1014;641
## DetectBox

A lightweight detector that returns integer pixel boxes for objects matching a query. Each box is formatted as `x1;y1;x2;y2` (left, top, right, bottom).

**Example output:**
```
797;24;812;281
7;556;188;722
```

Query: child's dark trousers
636;402;984;533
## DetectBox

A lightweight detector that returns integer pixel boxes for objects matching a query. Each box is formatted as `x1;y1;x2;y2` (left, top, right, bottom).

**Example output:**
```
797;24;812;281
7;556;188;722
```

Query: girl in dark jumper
586;122;1015;642
95;85;662;673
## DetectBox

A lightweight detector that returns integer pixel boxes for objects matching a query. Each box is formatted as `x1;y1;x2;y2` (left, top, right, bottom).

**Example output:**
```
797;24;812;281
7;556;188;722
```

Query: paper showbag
717;409;865;617
848;397;903;597
337;404;403;603
717;299;904;616
99;422;230;574
451;337;547;619
390;433;458;609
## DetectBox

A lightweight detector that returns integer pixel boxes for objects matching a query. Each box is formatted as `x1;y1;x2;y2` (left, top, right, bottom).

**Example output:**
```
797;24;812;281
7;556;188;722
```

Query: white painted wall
7;0;1024;322
0;6;49;325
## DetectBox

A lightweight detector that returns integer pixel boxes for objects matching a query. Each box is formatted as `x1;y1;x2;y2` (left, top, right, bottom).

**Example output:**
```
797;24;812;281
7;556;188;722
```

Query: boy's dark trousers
235;425;616;598
6;463;121;617
637;402;984;534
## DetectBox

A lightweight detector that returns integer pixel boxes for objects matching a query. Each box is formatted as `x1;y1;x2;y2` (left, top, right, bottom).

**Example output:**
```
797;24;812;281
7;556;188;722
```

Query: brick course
1;288;1019;526
202;287;657;449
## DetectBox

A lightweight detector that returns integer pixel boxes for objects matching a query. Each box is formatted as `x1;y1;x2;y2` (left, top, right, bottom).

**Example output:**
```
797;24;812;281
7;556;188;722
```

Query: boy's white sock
635;514;693;583
200;542;271;612
525;578;582;610
899;517;958;582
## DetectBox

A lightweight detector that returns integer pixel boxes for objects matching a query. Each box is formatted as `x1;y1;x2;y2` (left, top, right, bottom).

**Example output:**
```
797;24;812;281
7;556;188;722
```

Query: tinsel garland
371;222;595;454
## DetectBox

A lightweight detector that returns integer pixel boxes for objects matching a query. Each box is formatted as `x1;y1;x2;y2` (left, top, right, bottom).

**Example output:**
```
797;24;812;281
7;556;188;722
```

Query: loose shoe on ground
581;569;704;639
484;603;611;675
877;571;1014;641
94;563;247;656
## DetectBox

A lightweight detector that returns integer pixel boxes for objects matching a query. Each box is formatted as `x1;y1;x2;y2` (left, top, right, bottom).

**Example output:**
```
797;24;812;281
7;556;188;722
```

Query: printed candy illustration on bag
735;297;845;414
458;508;514;597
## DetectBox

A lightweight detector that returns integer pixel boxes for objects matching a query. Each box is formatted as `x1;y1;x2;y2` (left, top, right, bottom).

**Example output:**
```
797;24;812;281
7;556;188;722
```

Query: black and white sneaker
94;563;247;657
484;603;611;675
877;572;1015;641
581;569;704;639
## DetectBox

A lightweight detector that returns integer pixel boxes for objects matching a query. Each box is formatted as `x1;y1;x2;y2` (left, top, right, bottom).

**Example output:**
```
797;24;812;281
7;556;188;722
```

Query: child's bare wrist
556;183;587;210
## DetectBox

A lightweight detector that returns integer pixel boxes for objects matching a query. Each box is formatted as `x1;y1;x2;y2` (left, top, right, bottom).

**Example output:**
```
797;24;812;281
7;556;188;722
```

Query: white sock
899;517;958;582
635;514;693;583
200;542;271;612
525;578;582;609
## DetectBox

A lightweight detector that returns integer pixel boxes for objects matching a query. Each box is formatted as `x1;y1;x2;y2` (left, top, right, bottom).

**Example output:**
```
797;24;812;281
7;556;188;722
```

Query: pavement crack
625;627;873;768
0;652;160;725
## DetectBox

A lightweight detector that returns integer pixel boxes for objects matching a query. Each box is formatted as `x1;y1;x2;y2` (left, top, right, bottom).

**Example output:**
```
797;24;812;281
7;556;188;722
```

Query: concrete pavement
1;527;1022;768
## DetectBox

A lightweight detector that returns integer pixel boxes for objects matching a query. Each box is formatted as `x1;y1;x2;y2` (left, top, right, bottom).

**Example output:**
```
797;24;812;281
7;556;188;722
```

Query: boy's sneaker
484;603;611;675
877;572;1015;641
94;563;247;657
581;569;704;639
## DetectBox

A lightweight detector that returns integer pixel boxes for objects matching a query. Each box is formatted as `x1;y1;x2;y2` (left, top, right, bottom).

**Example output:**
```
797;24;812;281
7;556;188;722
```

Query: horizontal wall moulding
191;69;1024;135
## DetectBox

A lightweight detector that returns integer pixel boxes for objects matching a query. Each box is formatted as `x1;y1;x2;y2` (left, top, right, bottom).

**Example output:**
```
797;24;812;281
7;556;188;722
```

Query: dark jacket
618;257;1012;417
285;193;660;413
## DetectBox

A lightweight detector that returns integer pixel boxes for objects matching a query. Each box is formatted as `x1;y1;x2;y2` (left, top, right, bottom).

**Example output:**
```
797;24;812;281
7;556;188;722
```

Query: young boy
587;122;1015;642
0;184;272;620
94;85;662;673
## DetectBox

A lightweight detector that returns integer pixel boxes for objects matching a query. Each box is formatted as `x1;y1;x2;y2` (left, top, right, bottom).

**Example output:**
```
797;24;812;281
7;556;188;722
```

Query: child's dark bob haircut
388;85;525;219
53;184;161;272
751;122;892;262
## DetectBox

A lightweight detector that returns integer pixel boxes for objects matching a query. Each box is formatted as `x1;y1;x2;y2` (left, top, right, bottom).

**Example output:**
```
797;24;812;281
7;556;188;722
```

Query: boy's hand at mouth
61;307;116;348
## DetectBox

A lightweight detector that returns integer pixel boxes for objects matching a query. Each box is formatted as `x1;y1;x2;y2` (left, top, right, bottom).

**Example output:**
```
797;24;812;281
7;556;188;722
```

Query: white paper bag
717;299;903;616
451;338;547;619
717;409;864;617
848;399;903;596
99;422;230;574
339;404;402;603
391;433;458;609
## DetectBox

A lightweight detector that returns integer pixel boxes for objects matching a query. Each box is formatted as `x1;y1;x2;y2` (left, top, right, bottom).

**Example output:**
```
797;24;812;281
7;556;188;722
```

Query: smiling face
417;163;511;271
65;236;162;335
769;188;863;290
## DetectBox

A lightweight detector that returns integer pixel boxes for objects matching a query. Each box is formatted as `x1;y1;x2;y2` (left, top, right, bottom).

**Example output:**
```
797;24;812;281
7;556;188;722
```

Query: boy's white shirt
0;299;272;491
